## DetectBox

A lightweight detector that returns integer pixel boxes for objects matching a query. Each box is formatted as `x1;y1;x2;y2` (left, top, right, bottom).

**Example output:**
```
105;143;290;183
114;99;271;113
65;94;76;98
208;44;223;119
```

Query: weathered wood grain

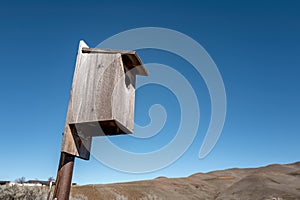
61;40;148;160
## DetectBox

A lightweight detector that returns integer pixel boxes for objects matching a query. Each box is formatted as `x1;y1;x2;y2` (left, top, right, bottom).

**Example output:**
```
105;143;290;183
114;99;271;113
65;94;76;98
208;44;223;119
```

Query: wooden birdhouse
61;40;148;159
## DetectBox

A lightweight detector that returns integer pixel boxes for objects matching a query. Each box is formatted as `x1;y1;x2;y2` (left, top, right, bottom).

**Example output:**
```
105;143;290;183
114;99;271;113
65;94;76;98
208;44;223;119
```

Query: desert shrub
115;194;128;200
0;185;48;200
114;194;162;200
0;185;88;200
70;194;88;200
139;194;162;200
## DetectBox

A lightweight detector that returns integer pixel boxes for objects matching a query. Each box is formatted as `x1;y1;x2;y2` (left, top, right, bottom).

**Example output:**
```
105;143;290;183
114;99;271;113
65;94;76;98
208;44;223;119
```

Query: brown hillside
71;162;300;200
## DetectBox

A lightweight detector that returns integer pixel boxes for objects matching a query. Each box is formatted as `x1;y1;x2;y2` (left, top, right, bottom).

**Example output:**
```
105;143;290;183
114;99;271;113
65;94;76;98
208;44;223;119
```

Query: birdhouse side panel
61;123;92;160
111;60;136;133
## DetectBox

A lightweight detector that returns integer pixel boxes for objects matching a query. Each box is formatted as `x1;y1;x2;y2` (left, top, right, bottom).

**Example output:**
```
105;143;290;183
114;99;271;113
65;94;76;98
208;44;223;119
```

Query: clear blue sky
0;0;299;184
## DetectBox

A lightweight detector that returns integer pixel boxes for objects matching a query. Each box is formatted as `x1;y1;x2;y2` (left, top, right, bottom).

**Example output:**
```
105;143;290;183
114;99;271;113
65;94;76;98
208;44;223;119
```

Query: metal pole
53;152;75;200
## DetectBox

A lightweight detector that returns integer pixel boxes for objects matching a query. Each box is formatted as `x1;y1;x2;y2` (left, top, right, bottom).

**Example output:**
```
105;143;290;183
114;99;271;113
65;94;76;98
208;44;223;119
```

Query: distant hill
71;162;300;200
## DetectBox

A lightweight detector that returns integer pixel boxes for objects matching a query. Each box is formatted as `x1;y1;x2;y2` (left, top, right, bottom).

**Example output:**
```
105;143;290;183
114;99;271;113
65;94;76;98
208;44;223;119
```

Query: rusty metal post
53;152;75;200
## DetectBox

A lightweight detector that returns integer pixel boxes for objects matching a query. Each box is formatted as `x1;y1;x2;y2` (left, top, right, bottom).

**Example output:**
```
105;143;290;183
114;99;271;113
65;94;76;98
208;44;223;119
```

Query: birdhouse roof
80;41;148;76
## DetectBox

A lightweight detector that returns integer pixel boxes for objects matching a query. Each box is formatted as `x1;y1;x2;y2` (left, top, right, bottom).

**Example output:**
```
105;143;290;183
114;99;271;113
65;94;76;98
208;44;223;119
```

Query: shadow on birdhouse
61;40;148;160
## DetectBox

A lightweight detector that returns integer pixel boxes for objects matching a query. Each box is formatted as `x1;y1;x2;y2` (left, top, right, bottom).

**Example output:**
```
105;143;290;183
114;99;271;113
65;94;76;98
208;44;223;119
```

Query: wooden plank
82;47;135;54
61;40;92;160
61;123;92;160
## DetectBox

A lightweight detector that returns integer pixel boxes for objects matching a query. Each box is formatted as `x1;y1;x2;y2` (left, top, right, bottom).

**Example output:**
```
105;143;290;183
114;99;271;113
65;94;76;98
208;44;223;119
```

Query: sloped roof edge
80;45;148;76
